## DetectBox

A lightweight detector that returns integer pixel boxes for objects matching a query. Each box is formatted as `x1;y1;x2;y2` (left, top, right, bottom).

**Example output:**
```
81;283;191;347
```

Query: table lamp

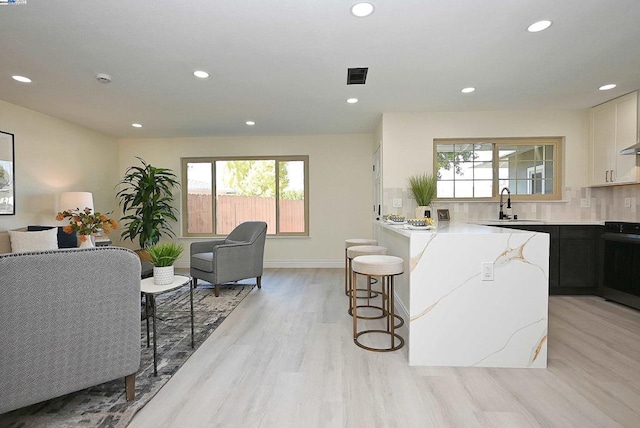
59;191;94;212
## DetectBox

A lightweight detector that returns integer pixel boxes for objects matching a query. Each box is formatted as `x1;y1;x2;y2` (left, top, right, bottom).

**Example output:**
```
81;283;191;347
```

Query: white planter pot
153;265;174;285
415;205;432;218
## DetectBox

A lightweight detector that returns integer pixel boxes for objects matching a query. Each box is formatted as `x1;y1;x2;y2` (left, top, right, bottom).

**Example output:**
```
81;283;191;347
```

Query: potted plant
408;173;437;218
147;242;184;285
116;157;180;251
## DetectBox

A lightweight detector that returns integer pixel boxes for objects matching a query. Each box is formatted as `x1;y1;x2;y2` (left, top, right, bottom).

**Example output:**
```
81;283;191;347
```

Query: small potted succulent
147;242;184;285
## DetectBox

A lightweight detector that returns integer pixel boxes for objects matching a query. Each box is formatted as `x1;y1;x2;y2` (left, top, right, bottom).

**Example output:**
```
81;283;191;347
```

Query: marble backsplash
383;184;640;223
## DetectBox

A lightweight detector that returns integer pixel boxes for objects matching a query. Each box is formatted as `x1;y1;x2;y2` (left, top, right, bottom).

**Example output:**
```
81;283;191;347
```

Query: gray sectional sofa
0;244;141;414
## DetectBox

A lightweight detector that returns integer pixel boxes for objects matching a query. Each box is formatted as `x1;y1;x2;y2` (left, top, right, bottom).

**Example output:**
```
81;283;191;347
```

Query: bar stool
352;255;405;352
346;245;386;317
344;239;377;296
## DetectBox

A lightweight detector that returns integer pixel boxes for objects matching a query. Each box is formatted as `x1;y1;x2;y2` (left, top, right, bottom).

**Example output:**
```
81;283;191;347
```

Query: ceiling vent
347;67;368;85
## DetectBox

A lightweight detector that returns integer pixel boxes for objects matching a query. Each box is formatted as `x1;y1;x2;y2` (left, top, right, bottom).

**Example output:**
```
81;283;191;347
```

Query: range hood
620;141;640;155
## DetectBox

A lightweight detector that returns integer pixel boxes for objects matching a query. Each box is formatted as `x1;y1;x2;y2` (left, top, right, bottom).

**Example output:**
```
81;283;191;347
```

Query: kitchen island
373;220;549;368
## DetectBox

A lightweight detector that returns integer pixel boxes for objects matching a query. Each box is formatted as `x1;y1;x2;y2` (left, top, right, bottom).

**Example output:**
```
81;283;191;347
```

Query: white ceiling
1;0;640;138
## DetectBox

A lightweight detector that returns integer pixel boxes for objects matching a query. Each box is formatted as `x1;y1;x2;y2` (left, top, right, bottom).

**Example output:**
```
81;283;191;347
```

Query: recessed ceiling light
461;87;475;93
527;20;552;33
96;73;112;84
346;98;359;104
351;2;374;17
193;70;209;79
599;84;617;91
12;75;31;83
132;123;143;128
246;121;255;126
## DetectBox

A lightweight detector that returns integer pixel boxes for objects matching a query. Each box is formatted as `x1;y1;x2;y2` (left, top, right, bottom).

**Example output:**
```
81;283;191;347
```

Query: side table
140;275;194;376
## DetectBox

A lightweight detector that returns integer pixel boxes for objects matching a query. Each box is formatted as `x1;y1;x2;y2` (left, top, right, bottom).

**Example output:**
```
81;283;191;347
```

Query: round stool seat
345;238;377;248
347;245;387;259
352;255;404;277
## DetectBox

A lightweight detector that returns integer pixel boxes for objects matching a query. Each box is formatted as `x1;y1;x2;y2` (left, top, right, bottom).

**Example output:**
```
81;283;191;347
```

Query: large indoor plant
408;172;437;218
116;157;180;250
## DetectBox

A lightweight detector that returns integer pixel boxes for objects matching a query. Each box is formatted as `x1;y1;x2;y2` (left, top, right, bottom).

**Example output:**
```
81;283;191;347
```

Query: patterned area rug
0;282;254;428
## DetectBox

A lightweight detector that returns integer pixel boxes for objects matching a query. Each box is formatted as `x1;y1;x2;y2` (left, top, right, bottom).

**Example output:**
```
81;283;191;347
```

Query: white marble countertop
471;219;604;226
377;220;533;237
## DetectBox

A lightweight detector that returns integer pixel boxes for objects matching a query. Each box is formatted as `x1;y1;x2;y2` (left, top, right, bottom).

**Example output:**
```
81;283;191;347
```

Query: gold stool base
354;329;405;352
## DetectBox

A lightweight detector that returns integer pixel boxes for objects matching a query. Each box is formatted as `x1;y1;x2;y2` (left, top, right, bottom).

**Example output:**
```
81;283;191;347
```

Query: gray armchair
190;221;267;297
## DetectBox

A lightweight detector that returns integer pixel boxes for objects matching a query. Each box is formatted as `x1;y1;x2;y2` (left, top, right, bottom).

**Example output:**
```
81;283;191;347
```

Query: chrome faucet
499;187;511;220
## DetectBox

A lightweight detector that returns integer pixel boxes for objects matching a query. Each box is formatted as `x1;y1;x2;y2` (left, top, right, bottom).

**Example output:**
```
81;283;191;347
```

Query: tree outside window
183;156;308;236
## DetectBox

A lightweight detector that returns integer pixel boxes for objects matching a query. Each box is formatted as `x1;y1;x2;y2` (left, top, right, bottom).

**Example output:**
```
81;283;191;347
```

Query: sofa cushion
0;231;10;254
8;228;58;253
191;252;214;272
27;225;78;248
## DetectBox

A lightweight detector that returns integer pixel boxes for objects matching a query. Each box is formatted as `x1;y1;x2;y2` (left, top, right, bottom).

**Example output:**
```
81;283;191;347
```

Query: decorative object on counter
408;172;437;218
116;157;179;249
386;214;406;223
0;131;15;215
407;218;434;227
55;207;118;248
148;242;184;285
406;218;435;230
437;209;450;221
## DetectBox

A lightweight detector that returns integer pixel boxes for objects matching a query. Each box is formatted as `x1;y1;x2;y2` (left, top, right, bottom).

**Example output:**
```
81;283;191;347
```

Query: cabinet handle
611;170;616;182
606;170;610;182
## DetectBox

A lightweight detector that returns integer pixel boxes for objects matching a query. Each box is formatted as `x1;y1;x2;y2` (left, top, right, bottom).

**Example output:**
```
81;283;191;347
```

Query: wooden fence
187;194;304;234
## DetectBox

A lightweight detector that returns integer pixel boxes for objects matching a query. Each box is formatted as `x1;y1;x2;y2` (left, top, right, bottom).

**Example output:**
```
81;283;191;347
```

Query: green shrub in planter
147;242;184;267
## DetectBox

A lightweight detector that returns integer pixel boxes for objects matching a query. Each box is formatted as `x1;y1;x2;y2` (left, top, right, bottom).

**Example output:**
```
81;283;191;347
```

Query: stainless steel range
602;221;640;311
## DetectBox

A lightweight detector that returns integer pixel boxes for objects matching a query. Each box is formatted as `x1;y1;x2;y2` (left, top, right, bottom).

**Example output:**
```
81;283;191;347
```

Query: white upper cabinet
589;91;639;186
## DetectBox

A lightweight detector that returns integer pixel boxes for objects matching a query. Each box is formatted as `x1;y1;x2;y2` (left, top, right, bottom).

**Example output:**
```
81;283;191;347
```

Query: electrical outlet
392;198;402;208
580;198;591;208
481;262;494;281
625;197;631;208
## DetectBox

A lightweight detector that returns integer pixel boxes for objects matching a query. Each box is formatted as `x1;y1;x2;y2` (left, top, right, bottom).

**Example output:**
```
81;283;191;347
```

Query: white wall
118;134;375;267
0;100;119;231
379;110;592;221
382;109;589;188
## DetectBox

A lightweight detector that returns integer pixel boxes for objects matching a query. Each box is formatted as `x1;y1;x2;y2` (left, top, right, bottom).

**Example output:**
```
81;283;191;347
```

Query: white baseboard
394;294;410;322
175;260;344;269
264;260;343;268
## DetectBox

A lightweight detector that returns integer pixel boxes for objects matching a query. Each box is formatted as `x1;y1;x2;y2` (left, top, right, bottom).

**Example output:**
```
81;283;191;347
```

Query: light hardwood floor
129;269;640;428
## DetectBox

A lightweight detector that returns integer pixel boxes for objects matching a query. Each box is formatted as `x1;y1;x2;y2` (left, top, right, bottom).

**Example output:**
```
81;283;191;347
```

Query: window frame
433;137;563;201
181;155;309;237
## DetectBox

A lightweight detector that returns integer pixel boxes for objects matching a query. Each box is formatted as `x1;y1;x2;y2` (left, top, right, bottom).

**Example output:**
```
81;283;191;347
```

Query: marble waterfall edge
376;221;549;368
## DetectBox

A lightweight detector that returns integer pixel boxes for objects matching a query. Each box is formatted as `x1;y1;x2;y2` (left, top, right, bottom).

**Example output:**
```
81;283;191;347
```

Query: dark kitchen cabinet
497;224;602;295
557;226;601;295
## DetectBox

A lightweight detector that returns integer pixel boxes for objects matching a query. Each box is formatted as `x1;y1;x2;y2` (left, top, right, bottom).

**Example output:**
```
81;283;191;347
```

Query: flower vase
153;265;175;285
416;205;432;219
78;234;94;248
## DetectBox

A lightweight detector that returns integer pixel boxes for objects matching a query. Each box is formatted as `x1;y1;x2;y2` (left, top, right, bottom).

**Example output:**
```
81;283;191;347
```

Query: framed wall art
0;131;15;215
437;209;450;221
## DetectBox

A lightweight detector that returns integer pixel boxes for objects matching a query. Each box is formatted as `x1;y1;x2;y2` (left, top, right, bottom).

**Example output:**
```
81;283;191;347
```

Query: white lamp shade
59;191;94;212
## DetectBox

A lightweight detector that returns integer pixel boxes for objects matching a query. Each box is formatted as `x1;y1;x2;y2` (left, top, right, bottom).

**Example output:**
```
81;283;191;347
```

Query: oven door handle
602;232;640;244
